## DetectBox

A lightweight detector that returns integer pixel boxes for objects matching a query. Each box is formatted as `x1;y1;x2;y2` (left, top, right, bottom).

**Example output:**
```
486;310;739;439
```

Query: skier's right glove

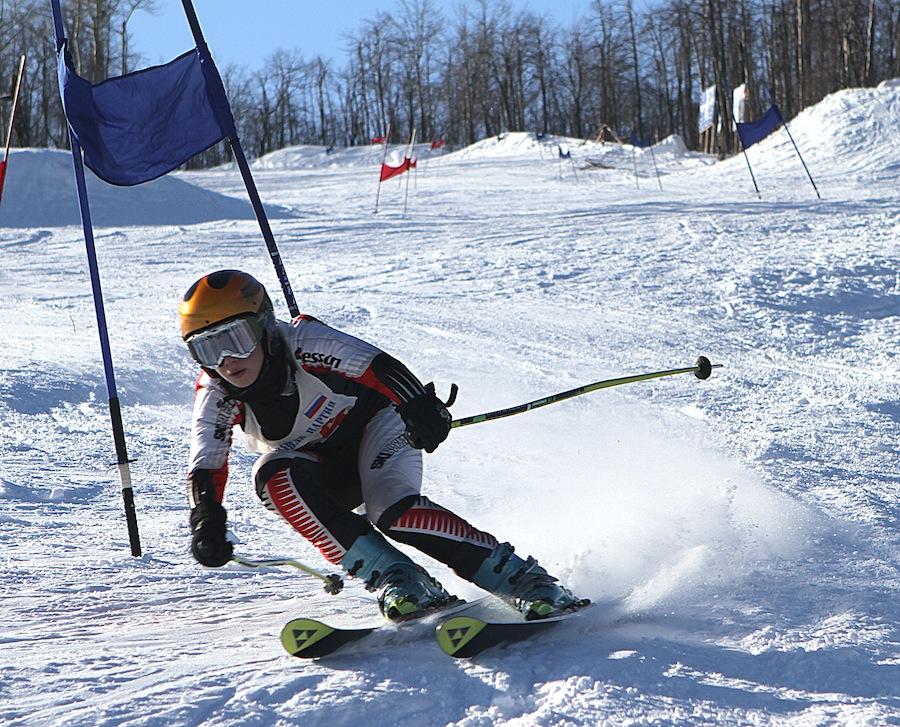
190;499;233;567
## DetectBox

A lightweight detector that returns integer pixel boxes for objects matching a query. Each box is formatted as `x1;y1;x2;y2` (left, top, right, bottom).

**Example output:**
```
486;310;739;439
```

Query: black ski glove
397;383;454;453
190;499;233;567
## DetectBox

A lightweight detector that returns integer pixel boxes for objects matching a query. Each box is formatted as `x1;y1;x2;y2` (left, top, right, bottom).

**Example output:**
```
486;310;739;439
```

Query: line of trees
3;0;900;166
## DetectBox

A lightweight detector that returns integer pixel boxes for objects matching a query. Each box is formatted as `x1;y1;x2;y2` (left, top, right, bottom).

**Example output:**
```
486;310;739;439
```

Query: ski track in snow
2;86;900;725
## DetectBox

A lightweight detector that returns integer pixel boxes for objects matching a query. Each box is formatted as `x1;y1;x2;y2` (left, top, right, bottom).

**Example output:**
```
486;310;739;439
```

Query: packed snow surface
3;86;900;725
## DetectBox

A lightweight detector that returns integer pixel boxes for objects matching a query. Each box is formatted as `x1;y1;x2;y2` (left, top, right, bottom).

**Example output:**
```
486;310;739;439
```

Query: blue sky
129;0;590;70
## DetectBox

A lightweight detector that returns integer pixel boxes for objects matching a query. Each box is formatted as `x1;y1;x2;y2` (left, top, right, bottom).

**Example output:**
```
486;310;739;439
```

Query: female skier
180;269;587;621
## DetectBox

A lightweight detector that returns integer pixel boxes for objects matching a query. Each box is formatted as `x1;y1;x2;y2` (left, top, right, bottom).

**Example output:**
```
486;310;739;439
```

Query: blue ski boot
341;530;457;622
471;542;589;620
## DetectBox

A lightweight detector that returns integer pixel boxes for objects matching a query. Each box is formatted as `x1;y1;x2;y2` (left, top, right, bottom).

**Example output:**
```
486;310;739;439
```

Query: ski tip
436;613;565;658
436;615;489;658
280;618;374;659
281;618;335;658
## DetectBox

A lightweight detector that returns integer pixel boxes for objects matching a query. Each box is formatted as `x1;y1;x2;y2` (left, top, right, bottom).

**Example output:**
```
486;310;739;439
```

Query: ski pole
231;555;344;595
450;356;721;429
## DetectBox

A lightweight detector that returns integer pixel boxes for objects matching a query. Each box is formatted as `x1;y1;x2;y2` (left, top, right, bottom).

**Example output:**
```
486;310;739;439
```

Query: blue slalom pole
765;86;821;200
179;0;300;317
773;104;822;200
51;0;141;556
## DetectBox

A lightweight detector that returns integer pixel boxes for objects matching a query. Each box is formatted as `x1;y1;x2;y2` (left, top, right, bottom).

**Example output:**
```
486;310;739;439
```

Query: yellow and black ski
281;597;483;659
281;618;376;658
436;613;575;658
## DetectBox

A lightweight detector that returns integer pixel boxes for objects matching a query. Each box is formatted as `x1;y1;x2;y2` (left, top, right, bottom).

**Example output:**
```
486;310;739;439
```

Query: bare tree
118;0;158;75
8;0;900;158
388;0;445;141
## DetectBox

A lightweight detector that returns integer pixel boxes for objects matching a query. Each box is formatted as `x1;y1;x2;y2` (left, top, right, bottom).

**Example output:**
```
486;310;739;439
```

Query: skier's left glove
190;500;233;567
397;383;453;453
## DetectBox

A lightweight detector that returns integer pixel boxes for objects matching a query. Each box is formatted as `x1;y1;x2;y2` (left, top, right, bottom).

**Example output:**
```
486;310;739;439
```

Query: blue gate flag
736;104;783;149
630;131;652;148
58;43;237;186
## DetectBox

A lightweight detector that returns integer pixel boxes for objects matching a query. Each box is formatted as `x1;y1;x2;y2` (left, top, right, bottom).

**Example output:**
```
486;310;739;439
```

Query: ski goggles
186;317;261;369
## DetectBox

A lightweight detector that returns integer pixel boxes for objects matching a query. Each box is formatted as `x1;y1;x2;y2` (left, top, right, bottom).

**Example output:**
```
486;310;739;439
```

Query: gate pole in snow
403;128;416;216
780;116;821;200
764;86;821;200
374;121;391;213
179;0;300;316
51;0;142;557
0;54;26;204
732;109;762;199
740;144;762;199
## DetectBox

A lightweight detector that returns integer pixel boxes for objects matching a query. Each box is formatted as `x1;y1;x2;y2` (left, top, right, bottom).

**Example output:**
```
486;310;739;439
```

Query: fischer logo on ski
436;615;558;657
281;618;375;658
280;598;484;659
436;606;588;658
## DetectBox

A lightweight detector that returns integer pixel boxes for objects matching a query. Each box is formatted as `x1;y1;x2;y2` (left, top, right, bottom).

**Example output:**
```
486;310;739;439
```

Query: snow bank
0;148;294;228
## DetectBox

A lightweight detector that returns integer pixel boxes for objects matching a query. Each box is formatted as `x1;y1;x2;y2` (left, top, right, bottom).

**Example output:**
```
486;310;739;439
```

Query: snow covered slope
2;86;900;726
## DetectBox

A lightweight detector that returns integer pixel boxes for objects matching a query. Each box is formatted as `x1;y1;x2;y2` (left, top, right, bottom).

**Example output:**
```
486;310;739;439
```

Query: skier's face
216;344;264;388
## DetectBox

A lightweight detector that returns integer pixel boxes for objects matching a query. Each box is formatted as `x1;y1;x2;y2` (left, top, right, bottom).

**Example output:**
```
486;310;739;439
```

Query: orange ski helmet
179;270;275;367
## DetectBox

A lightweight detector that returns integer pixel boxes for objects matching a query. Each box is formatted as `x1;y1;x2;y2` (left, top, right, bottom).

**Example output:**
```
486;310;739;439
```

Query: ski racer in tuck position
179;269;588;622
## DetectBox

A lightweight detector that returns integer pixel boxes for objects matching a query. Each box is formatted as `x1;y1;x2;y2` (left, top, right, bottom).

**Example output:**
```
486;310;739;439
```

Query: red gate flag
380;157;415;181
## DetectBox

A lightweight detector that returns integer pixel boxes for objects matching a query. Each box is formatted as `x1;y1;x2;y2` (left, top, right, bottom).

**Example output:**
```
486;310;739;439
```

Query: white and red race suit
187;315;498;579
